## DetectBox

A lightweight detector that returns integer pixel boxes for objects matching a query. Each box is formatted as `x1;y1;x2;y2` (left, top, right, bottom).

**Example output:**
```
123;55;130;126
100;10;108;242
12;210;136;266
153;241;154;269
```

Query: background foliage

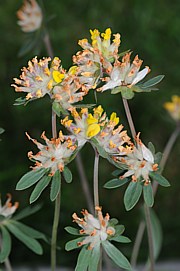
0;0;180;267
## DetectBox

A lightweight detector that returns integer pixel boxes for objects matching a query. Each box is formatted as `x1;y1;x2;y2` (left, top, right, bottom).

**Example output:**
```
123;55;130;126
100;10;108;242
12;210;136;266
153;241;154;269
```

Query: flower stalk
93;148;100;210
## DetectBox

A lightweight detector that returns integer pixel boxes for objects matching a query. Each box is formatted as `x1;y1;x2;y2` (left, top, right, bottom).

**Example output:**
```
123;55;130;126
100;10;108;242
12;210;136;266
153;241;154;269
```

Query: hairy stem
75;154;94;214
93;148;100;209
43;30;54;59
51;192;61;271
144;204;154;271
4;258;13;271
122;98;136;139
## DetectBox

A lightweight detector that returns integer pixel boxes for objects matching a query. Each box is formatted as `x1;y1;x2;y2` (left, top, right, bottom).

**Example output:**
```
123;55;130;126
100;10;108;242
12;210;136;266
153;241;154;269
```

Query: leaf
154;152;162;165
148;142;155;155
102;241;131;270
143;183;154;207
13;97;29;106
16;168;48;190
30;175;51;204
9;220;47;241
104;178;129;189
0;226;11;263
150;209;163;260
110;235;131;243
108;218;119;226
88;244;100;271
0;128;4;135
124;181;143;211
13;204;42;221
6;223;43;255
114;225;125;235
121;87;135;99
149;172;170;187
75;246;91;271
65;237;84;251
64;226;81;235
111;169;123;177
50;170;61;201
140;75;164;89
63;167;72;183
111;86;122;94
75;104;96;109
118;49;131;58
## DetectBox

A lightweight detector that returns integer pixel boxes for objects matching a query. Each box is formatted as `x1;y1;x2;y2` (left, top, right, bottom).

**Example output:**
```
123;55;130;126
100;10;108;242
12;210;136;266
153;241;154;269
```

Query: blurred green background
0;0;180;268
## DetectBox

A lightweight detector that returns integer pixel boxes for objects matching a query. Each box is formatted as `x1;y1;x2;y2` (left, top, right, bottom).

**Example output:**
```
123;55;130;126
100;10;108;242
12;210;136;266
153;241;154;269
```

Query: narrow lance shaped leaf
16;168;48;190
13;204;42;221
104;178;129;189
65;237;84;251
30;175;52;204
149;172;170;187
110;235;131;243
140;75;164;89
63;167;72;183
88;244;100;271
64;226;81;235
75;245;91;271
0;226;11;263
124;181;143;211
102;241;131;270
50;170;61;201
143;183;154;207
6;222;43;255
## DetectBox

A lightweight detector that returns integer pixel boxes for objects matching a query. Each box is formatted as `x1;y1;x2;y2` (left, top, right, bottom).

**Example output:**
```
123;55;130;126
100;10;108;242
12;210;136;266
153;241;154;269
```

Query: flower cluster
61;105;132;155
0;194;19;218
72;206;115;249
114;133;158;183
164;95;180;122
17;0;43;32
26;131;77;175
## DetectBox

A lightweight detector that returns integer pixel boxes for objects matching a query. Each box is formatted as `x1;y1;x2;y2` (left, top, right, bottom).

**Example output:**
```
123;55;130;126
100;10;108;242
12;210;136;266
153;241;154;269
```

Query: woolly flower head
72;206;115;249
17;0;42;32
12;57;65;101
26;131;77;176
61;105;132;155
0;194;19;218
115;133;158;182
98;52;150;92
164;95;180;122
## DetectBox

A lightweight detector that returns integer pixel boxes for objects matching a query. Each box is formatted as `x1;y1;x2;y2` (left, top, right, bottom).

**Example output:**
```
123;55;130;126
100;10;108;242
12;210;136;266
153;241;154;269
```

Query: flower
0;194;19;218
61;106;132;155
72;206;115;249
164;95;180;122
115;133;158;182
12;57;65;101
98;53;150;92
26;131;77;175
17;0;43;32
52;66;88;110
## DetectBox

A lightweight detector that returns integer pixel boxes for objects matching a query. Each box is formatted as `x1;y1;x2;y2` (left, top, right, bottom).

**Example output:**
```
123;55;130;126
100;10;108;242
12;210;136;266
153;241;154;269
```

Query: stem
93;148;100;209
122;98;136;139
4;258;13;271
43;30;54;59
52;111;57;138
51;192;61;271
144;205;154;271
75;154;94;214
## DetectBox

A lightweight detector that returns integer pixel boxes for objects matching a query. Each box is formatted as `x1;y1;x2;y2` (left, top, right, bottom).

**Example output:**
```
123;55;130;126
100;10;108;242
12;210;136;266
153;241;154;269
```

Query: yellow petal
87;114;98;125
110;112;119;125
93;105;103;117
86;124;100;138
53;71;65;83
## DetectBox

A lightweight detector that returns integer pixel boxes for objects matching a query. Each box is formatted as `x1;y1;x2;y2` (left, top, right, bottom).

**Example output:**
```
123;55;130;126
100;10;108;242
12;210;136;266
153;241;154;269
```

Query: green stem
122;98;136;139
4;258;13;271
51;191;61;271
93;148;100;209
144;204;154;271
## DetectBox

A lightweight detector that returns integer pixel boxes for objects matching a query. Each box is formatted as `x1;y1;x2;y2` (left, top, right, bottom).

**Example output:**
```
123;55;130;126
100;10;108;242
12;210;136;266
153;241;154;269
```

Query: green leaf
141;75;164;89
50;170;61;201
75;104;96;109
63;167;72;183
121;87;135;99
75;246;91;271
110;235;131;243
148;142;155;155
143;183;154;207
108;218;119;226
6;223;43;255
111;86;122;94
104;178;129;189
150;209;163;260
0;128;4;135
111;169;123;177
16;168;48;190
154;152;162;165
52;101;68;116
118;49;131;58
114;225;125;235
124;181;143;211
13;97;29;106
88;244;100;271
102;241;131;270
0;226;11;263
30;175;51;204
64;226;80;235
13;204;42;221
9;220;47;241
149;172;170;187
65;237;84;251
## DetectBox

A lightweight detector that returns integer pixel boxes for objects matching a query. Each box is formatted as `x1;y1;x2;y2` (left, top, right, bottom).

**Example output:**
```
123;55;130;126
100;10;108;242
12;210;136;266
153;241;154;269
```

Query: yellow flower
164;95;180;121
110;112;119;126
86;123;100;138
87;114;98;125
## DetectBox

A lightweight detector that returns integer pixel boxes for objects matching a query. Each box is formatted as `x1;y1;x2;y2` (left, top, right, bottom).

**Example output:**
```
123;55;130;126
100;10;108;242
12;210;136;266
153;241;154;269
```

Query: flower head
98;53;150;92
26;131;77;175
12;57;65;101
164;95;180;122
115;133;158;182
0;194;19;218
72;206;115;249
17;0;43;32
